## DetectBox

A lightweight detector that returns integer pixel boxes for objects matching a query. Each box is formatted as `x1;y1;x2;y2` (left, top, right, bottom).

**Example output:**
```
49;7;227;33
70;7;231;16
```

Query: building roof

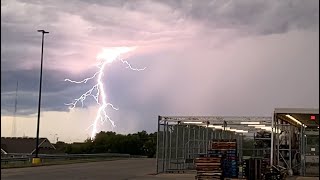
274;108;319;128
1;148;7;154
274;108;319;114
1;137;56;154
159;116;272;133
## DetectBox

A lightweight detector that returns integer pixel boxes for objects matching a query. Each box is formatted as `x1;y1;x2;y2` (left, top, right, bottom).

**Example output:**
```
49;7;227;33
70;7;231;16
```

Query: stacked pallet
195;157;222;180
208;140;238;179
210;140;237;150
223;149;237;178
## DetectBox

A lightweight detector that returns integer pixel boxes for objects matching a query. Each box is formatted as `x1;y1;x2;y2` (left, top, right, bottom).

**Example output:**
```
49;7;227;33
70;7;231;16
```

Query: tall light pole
34;30;49;162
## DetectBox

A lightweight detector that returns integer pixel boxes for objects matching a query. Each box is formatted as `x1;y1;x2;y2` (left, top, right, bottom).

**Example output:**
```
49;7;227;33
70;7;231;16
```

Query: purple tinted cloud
1;0;319;135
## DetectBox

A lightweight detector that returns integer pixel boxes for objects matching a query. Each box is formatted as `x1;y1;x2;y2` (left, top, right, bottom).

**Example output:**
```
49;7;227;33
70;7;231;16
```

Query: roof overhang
1;148;8;154
274;108;319;128
30;138;56;154
159;116;273;133
274;108;319;114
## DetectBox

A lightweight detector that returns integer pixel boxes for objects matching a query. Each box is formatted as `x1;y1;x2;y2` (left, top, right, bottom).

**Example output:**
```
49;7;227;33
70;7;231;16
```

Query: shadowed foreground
1;158;158;180
2;158;317;180
1;158;196;180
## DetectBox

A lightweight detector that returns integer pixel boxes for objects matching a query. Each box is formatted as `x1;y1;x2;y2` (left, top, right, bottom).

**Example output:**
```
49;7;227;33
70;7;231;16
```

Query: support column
175;123;179;169
156;116;160;173
300;126;303;176
193;127;196;157
277;118;280;166
164;121;168;172
202;127;205;154
271;113;274;166
188;126;191;160
169;125;172;170
289;125;292;173
198;126;201;154
205;124;209;154
162;120;166;172
182;124;185;169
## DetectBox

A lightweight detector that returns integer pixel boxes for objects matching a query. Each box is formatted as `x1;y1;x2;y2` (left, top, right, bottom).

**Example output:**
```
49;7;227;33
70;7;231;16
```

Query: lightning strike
65;47;145;139
121;59;146;71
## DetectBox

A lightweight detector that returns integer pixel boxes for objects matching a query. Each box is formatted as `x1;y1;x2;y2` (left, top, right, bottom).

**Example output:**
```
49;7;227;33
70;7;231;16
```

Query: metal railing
1;153;132;165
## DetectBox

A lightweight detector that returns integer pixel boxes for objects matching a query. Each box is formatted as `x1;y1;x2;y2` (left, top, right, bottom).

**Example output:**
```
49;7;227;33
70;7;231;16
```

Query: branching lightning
65;47;145;139
121;59;146;71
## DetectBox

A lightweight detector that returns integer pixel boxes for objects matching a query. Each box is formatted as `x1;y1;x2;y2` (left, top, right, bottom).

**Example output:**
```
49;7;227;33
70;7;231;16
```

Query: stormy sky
1;0;319;142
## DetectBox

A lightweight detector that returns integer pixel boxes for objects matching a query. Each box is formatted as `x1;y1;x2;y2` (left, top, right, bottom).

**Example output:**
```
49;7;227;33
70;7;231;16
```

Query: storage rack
238;159;248;179
254;130;271;178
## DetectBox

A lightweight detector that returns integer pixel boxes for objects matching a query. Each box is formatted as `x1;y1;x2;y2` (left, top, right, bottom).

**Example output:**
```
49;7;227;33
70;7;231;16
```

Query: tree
64;130;157;158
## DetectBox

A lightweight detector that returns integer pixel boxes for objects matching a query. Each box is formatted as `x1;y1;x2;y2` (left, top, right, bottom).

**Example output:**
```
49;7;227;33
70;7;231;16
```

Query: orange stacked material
195;157;222;180
210;140;237;150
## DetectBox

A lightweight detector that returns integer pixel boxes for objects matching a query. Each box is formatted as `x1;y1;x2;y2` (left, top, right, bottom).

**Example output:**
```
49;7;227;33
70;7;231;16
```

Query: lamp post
33;30;49;163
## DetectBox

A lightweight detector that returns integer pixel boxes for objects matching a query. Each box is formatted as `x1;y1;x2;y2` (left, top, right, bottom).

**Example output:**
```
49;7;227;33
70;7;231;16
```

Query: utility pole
33;30;49;164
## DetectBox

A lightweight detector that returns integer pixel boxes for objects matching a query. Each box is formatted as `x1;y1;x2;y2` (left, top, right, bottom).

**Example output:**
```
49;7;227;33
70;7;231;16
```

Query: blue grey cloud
1;0;318;137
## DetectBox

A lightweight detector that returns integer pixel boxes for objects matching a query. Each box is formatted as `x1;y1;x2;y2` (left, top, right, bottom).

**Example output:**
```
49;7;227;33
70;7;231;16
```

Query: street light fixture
33;30;49;164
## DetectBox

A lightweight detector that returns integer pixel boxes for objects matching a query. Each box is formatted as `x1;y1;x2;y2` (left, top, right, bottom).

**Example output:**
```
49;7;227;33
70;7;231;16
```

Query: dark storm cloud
1;62;164;119
1;68;103;116
2;0;316;72
1;0;319;138
157;0;319;35
11;0;318;37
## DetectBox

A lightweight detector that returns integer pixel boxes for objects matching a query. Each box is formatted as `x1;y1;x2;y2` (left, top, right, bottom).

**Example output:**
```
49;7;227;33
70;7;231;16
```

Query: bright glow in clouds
97;47;136;64
65;46;145;139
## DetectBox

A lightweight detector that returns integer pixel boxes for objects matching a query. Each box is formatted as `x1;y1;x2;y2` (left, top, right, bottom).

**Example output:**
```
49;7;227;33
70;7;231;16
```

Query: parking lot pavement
1;158;157;180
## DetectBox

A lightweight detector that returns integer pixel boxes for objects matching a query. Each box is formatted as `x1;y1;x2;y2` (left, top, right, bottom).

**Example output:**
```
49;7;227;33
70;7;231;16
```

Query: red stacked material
210;140;237;150
207;139;239;179
195;157;222;180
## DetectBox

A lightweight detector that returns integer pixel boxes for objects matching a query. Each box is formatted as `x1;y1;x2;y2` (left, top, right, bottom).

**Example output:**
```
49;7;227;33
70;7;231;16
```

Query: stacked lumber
195;157;222;180
208;139;238;179
195;139;240;179
210;140;237;150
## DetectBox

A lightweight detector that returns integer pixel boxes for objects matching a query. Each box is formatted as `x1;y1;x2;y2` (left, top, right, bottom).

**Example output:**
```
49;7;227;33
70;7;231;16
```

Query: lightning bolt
65;47;145;139
120;59;146;71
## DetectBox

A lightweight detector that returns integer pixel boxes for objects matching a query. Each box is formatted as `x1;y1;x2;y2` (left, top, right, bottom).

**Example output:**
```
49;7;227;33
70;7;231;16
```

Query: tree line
55;131;157;158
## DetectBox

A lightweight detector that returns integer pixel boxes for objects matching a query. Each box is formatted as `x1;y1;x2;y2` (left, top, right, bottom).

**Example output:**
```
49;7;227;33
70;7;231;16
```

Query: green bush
64;131;157;158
